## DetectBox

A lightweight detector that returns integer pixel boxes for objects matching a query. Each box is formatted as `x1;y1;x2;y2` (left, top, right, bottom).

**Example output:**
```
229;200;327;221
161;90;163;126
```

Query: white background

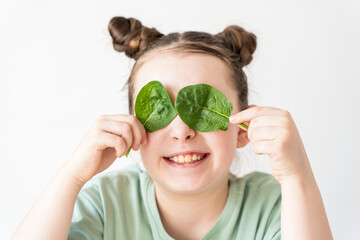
1;0;360;239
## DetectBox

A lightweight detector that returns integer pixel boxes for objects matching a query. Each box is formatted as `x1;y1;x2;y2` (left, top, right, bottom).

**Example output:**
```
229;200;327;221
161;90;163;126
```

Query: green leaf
175;84;233;132
126;80;177;157
135;80;177;132
126;82;249;157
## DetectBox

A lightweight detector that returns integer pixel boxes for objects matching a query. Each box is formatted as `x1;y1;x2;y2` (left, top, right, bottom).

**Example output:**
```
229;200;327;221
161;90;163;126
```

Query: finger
229;106;283;124
101;120;134;151
96;131;128;158
248;126;280;144
120;115;146;149
251;140;278;156
248;115;291;129
102;116;144;149
101;114;147;147
128;115;148;146
99;113;128;122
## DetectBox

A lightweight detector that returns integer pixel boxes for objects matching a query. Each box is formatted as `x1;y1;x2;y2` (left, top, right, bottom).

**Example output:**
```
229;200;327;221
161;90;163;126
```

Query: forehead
133;52;237;106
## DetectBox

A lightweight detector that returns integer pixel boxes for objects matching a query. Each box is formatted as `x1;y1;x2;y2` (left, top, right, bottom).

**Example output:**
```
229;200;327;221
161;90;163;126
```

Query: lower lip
163;154;209;169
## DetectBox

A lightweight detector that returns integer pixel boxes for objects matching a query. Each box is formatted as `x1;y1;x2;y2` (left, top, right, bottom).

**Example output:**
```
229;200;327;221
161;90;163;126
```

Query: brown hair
108;17;257;114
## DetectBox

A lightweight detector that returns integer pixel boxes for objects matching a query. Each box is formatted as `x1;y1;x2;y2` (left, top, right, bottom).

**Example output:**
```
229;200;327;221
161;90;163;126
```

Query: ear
236;124;250;148
236;104;257;148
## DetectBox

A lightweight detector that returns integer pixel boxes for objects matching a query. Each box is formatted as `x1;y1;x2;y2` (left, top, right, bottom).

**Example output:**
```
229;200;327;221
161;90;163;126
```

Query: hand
229;106;310;183
63;114;147;185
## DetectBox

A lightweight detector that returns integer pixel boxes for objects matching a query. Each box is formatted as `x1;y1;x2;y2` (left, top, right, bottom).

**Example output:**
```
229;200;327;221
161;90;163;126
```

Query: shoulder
72;164;150;221
82;164;144;190
243;171;280;192
77;164;148;204
228;172;281;238
229;171;281;216
230;171;281;197
70;165;152;238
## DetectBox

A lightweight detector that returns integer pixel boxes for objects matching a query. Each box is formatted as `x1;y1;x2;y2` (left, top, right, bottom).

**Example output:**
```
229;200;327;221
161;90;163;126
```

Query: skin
133;52;246;194
230;107;333;239
11;51;333;240
132;52;249;239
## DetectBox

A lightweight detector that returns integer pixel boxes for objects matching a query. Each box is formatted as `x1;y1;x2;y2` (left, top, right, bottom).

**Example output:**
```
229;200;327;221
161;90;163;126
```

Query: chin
163;181;208;194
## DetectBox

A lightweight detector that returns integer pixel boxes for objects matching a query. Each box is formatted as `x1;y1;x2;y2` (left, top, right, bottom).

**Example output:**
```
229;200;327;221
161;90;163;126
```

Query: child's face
133;51;245;194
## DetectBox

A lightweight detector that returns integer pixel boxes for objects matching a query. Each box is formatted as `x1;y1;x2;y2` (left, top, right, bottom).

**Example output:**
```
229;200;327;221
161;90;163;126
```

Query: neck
154;176;229;240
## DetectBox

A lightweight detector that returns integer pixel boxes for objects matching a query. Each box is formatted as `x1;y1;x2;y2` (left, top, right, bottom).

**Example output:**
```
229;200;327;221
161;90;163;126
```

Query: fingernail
229;116;236;123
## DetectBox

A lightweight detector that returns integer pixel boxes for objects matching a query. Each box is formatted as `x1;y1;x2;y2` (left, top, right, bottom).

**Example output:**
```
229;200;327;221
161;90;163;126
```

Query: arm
11;114;147;239
230;106;333;239
280;158;332;239
11;164;84;240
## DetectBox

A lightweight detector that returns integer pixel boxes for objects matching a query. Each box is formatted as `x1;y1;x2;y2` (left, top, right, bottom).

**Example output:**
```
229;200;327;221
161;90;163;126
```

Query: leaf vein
143;98;165;126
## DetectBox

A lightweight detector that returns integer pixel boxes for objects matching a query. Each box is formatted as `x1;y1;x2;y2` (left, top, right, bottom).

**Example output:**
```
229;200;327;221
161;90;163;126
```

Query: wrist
58;161;87;190
276;160;315;186
278;167;316;191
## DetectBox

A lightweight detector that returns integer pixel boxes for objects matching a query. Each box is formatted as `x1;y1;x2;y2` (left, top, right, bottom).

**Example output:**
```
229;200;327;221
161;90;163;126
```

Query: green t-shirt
68;165;281;240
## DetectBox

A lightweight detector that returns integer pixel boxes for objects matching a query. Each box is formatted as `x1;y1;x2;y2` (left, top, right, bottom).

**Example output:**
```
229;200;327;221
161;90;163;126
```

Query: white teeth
168;153;207;163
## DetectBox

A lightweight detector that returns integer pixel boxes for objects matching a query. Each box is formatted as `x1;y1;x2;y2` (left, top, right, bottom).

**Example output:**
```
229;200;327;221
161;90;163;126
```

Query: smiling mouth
164;153;208;164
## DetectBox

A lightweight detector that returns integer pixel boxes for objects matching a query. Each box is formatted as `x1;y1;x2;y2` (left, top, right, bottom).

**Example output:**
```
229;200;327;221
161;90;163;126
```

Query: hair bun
217;25;257;66
108;17;164;60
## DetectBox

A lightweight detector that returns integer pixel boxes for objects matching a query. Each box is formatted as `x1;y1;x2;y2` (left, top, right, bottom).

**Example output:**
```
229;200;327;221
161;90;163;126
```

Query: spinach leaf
175;84;233;132
135;80;177;132
125;80;177;157
126;81;249;157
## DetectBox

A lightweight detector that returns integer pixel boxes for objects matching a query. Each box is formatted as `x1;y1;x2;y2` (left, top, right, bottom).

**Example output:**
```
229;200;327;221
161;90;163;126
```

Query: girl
11;17;332;239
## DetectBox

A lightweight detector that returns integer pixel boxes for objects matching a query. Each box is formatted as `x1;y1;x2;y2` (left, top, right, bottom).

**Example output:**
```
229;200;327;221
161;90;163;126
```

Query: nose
169;115;196;141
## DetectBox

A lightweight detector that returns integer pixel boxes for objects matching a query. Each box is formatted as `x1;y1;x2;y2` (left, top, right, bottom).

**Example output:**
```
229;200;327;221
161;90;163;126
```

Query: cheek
207;126;238;154
139;131;161;162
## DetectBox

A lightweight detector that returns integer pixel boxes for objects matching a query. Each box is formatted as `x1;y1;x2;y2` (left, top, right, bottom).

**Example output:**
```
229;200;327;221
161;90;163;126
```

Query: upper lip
163;150;209;158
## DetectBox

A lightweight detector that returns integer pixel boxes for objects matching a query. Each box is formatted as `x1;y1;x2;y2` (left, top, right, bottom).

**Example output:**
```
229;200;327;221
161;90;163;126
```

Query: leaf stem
223;113;248;131
125;147;131;158
238;123;248;131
